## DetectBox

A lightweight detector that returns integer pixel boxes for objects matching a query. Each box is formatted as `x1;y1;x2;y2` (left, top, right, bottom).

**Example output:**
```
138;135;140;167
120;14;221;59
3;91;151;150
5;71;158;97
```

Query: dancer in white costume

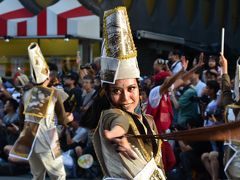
220;54;240;179
10;43;73;180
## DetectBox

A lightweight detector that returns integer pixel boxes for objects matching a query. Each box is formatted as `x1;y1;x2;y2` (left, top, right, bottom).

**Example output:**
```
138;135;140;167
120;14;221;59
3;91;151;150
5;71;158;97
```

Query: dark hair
66;71;79;85
141;86;151;97
155;78;165;87
208;55;218;63
194;68;202;75
48;63;58;72
172;49;182;57
83;75;94;83
205;70;218;79
207;55;219;71
7;98;19;111
206;80;220;94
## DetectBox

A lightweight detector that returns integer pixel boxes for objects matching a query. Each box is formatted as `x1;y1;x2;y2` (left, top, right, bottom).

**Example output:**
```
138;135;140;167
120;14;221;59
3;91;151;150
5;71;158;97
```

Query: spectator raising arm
219;54;233;106
160;57;188;95
181;53;205;82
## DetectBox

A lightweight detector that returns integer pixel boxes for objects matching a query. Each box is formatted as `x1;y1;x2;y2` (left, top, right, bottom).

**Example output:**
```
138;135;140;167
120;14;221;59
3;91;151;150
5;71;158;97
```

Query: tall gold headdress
101;7;140;84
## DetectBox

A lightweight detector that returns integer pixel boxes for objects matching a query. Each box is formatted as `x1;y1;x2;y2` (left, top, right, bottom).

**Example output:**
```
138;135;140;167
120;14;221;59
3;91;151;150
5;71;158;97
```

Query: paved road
0;176;95;180
0;174;99;180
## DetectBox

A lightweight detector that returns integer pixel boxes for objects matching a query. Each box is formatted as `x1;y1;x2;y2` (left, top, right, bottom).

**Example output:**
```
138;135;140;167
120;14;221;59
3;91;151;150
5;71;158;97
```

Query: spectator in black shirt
64;72;83;114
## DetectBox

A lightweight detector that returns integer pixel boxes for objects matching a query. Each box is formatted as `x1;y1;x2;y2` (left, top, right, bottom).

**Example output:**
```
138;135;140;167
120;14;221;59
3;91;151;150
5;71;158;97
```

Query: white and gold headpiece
101;7;140;84
28;43;49;84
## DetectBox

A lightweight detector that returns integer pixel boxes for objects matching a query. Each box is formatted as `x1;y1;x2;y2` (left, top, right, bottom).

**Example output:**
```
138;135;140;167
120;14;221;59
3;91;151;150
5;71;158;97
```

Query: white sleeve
148;86;162;108
72;127;88;143
172;62;182;75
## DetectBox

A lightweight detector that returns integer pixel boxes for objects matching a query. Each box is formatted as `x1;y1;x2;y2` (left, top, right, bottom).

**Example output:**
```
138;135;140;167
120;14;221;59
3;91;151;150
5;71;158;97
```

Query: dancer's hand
104;125;137;160
66;112;74;122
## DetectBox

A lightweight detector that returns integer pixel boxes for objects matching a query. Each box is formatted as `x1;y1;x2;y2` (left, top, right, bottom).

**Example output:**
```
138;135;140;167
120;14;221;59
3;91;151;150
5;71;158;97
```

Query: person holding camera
168;49;183;75
152;58;171;86
79;57;101;80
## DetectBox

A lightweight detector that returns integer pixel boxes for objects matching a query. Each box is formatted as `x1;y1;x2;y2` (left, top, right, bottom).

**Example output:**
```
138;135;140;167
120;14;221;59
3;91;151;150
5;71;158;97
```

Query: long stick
221;27;225;55
127;121;240;141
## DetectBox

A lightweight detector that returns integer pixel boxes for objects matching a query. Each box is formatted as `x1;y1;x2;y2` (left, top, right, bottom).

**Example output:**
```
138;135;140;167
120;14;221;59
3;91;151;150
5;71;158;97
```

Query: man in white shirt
169;50;183;75
191;70;206;97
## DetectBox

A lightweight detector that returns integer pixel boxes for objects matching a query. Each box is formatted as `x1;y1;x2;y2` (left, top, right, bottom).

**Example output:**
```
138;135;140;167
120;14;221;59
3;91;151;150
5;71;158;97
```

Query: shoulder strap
126;111;158;156
171;60;181;71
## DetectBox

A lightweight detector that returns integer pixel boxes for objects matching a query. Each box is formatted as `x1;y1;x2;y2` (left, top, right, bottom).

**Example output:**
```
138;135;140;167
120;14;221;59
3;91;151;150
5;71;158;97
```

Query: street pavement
0;177;97;180
0;174;100;180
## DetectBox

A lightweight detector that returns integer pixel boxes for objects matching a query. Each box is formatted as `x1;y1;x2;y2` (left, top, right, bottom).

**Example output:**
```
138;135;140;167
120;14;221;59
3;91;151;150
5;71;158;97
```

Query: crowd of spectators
0;49;235;180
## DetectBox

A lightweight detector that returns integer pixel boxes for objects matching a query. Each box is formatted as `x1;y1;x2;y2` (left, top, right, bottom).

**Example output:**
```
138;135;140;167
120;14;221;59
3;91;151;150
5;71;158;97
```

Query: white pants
29;151;66;180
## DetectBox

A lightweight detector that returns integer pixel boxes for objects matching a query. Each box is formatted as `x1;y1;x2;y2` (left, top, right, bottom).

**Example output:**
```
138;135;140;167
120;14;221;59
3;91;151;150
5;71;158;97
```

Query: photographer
152;58;171;86
79;57;101;80
13;73;32;102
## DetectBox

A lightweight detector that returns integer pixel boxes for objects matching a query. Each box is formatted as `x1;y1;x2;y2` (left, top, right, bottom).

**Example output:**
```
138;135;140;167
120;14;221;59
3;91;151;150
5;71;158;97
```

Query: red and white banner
0;0;100;39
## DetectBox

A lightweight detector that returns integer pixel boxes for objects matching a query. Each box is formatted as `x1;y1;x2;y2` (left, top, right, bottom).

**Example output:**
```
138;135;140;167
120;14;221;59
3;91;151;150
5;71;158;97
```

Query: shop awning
0;0;100;39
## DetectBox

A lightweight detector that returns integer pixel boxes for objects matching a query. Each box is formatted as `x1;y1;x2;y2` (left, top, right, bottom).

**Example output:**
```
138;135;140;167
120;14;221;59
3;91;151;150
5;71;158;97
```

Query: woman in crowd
202;55;221;83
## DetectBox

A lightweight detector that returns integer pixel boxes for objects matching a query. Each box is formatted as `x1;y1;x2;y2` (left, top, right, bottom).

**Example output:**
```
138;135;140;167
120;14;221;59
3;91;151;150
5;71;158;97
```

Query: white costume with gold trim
10;43;70;180
224;104;240;179
93;7;165;180
93;109;165;180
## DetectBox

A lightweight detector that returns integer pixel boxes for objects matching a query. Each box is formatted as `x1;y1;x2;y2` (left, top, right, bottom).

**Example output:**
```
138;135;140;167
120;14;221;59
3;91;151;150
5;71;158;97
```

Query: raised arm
160;57;188;94
181;52;205;82
219;54;233;106
160;53;205;95
160;68;185;94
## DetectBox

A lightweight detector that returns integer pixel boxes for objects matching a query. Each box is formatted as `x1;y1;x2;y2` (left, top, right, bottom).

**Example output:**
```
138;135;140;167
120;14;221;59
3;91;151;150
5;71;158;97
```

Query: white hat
28;43;49;84
100;7;140;84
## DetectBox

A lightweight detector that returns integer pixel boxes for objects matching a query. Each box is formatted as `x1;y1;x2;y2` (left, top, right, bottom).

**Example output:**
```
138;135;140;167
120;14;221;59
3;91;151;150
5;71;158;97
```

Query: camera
206;111;214;118
206;108;222;119
80;63;93;69
157;58;168;65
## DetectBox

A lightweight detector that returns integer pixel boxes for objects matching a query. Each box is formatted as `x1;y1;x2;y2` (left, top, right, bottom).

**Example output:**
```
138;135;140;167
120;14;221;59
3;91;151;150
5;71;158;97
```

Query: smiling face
109;78;139;113
208;58;216;68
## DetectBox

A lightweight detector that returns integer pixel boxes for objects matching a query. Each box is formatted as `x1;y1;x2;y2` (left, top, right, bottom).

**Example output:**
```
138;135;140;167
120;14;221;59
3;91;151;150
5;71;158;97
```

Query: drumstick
221;27;225;55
